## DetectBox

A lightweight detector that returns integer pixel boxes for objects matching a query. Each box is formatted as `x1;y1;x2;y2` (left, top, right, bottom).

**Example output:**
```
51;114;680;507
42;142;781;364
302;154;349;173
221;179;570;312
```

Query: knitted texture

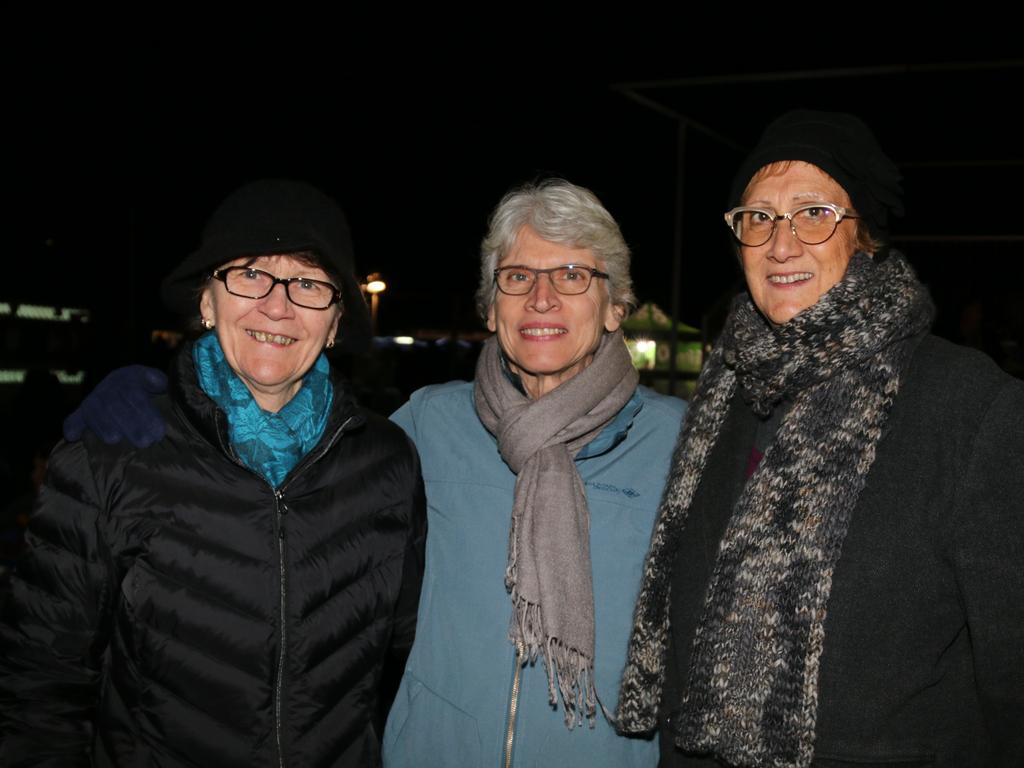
617;253;933;767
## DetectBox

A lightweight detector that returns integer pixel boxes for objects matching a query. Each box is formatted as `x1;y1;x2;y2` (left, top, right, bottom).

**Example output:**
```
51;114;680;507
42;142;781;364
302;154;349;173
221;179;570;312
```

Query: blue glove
63;365;169;448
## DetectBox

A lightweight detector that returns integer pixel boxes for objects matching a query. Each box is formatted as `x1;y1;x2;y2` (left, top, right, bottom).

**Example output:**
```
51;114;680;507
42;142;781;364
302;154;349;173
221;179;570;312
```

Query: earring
201;318;214;330
326;338;335;349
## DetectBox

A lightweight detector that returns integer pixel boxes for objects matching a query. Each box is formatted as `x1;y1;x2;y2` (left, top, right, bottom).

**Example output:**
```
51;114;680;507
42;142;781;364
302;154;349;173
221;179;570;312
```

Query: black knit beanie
729;110;903;243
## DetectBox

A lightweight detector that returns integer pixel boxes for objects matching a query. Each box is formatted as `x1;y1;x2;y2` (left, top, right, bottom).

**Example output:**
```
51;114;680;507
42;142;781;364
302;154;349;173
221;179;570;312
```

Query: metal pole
669;119;687;397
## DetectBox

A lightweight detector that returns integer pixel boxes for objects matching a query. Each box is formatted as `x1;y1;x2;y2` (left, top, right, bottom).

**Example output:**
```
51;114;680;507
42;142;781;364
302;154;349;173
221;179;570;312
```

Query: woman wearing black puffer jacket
0;180;426;767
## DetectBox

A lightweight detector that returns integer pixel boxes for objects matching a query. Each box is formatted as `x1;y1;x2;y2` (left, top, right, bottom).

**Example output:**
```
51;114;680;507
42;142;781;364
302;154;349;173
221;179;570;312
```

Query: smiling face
199;253;341;412
739;161;858;325
486;226;624;400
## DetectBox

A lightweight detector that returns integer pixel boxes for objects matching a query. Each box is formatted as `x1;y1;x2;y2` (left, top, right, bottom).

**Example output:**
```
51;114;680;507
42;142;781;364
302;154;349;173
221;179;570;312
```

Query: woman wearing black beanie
618;110;1024;768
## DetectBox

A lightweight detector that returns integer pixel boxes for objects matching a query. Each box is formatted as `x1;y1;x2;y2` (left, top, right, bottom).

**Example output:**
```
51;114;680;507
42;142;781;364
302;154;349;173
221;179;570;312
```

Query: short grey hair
475;179;636;321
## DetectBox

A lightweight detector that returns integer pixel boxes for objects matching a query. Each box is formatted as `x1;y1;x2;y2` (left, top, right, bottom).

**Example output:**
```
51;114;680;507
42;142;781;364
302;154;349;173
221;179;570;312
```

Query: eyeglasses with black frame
212;267;342;310
724;202;859;247
493;264;610;296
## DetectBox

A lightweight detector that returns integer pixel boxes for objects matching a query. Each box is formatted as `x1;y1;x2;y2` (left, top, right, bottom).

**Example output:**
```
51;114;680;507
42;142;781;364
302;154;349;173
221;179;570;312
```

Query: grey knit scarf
474;330;638;728
617;253;933;767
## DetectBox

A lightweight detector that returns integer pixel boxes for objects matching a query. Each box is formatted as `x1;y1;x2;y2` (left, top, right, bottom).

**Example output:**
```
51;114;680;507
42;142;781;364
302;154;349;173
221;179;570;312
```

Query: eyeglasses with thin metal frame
493;264;611;296
724;202;859;247
212;266;342;310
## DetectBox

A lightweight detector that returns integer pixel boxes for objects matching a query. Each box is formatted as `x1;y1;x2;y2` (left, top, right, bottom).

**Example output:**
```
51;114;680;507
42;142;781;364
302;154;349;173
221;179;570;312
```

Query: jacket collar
576;387;643;460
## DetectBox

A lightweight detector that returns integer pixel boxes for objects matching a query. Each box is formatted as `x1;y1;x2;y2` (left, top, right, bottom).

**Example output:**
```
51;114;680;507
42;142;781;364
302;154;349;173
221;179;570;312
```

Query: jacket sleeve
953;378;1024;763
389;437;426;655
0;439;119;766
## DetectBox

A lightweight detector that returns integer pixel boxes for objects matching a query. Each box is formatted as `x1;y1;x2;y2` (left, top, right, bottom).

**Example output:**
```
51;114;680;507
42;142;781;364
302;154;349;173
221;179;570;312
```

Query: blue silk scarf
193;332;333;488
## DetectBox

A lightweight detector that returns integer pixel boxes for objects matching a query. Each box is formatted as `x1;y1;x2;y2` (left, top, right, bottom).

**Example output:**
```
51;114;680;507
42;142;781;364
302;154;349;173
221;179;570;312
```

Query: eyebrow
497;262;598;268
237;256;330;278
744;191;833;207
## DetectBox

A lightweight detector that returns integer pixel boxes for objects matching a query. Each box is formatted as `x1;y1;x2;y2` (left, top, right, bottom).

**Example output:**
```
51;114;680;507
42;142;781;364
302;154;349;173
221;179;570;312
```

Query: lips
520;328;567;336
518;325;568;339
247;329;296;345
767;272;813;285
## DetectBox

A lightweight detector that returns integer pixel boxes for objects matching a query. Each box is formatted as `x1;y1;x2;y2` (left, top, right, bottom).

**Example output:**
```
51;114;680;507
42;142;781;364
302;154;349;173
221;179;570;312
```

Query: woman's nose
260;282;294;318
527;273;561;311
768;219;803;261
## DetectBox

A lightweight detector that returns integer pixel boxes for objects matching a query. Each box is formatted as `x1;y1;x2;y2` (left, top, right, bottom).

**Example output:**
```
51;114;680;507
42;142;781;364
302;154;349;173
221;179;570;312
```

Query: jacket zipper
274;488;288;768
503;640;525;768
272;416;354;767
214;412;355;768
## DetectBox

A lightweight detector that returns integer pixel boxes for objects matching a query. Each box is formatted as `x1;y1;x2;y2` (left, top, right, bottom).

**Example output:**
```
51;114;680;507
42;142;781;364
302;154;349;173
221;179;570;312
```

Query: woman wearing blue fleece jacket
381;179;684;767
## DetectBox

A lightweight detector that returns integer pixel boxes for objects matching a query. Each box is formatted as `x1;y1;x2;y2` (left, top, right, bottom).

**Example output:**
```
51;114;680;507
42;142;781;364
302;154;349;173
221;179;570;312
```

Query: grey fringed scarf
617;253;934;767
474;330;638;728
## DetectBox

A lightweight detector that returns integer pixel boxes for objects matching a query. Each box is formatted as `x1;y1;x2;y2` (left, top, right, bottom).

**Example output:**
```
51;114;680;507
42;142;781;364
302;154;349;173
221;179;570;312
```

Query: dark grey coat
662;336;1024;767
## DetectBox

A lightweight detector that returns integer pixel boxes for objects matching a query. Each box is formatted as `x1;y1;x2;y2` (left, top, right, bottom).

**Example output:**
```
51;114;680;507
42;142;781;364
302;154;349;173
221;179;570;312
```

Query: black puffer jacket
0;347;426;767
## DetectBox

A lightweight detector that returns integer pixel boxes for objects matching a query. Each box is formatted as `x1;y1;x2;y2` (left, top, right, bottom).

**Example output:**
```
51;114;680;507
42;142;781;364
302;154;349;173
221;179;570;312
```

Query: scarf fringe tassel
510;592;597;729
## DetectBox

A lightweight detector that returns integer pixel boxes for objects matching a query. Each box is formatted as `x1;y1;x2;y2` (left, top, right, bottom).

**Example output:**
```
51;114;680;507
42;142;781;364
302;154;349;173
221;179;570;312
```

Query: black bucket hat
729;109;904;244
162;179;372;353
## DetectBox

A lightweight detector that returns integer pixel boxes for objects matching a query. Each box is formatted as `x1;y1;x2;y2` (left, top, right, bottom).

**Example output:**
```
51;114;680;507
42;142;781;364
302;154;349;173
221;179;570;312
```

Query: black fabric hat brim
161;240;372;356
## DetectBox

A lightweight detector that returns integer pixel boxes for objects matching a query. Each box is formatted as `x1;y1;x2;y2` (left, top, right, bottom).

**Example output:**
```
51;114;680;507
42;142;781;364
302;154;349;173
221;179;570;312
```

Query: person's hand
63;365;169;448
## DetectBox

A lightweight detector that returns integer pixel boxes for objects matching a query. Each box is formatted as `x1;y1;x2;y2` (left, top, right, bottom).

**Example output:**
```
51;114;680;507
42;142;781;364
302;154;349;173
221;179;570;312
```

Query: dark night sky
10;54;1024;378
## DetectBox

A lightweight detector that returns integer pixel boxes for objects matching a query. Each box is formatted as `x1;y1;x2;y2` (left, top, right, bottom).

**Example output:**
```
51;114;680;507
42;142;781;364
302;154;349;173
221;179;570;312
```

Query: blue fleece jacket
383;381;685;767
